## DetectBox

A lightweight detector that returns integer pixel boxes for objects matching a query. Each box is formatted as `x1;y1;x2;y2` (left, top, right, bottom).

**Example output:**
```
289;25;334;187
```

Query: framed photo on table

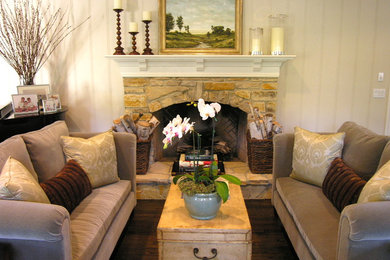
159;0;242;54
11;94;39;114
17;84;50;102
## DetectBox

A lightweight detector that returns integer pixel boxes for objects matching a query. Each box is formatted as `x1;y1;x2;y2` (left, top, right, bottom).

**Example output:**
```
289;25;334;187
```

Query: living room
0;0;390;259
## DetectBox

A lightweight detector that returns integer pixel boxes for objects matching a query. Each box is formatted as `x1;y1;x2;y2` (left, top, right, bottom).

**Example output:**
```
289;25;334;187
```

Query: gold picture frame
159;0;242;55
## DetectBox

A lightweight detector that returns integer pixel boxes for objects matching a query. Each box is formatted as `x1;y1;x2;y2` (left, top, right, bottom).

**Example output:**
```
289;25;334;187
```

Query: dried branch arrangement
0;0;88;85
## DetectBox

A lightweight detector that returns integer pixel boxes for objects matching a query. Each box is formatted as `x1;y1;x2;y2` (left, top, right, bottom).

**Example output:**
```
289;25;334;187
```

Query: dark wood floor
111;200;298;260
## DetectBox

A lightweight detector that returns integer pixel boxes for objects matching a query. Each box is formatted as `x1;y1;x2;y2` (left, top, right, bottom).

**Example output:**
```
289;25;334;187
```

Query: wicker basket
246;132;273;174
136;138;151;175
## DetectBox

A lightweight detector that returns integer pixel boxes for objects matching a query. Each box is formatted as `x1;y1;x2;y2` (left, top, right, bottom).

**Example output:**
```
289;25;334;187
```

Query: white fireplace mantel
106;55;295;78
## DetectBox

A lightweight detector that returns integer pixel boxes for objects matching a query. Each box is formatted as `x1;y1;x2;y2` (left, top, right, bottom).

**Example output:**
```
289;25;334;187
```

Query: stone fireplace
122;76;278;164
107;55;295;199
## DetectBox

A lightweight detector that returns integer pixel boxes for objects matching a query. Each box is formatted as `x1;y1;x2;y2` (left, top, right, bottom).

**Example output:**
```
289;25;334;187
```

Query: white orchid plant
163;98;241;203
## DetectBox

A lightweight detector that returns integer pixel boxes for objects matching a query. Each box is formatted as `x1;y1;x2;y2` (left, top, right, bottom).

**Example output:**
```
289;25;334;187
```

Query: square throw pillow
61;131;119;188
40;160;92;213
22;121;69;182
322;158;366;211
358;159;390;203
290;127;345;186
0;157;50;203
338;121;390;180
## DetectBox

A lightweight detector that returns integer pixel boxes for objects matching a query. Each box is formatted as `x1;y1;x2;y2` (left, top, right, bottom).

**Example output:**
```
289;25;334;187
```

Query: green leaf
219;174;242;185
215;181;229;203
172;174;184;184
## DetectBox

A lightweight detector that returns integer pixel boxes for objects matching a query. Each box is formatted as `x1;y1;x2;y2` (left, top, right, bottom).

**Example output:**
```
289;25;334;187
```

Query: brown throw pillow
322;158;367;212
40;160;92;213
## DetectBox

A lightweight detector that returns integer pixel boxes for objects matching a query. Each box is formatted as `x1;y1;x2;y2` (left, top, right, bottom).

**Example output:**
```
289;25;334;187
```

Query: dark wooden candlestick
129;32;140;55
113;9;125;55
142;20;154;55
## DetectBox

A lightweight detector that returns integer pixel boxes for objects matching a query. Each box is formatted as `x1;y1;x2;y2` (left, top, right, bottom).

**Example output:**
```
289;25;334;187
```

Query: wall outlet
373;88;386;98
378;72;384;82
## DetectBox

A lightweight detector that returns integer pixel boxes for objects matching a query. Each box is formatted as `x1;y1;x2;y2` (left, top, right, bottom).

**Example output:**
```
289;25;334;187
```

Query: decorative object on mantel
249;27;264;55
128;22;140;55
113;5;125;55
112;113;160;174
0;0;89;85
142;11;154;55
165;99;241;220
269;14;287;55
247;104;282;174
159;0;242;55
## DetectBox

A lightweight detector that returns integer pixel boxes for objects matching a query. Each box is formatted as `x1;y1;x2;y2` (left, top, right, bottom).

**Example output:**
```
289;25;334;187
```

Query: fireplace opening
152;102;247;162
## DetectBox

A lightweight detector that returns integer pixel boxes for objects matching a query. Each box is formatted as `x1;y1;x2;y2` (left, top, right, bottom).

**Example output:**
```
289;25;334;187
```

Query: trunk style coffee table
157;184;252;260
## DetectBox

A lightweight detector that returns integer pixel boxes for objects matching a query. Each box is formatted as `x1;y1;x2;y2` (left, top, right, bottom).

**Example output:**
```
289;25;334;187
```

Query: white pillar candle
143;11;152;21
251;39;261;52
129;22;138;32
114;0;122;9
271;27;284;55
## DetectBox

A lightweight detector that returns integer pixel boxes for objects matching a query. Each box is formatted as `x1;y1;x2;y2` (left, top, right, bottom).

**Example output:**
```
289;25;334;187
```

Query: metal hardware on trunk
193;248;218;260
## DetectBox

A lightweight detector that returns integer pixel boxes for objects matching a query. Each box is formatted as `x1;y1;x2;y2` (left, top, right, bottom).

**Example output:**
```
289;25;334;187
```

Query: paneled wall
0;0;389;134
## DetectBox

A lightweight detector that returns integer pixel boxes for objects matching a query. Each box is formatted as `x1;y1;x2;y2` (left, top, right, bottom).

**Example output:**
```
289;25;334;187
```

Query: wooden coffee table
157;184;252;260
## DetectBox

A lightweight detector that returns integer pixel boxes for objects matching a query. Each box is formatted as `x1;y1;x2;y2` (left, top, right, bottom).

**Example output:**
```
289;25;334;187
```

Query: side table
0;107;68;142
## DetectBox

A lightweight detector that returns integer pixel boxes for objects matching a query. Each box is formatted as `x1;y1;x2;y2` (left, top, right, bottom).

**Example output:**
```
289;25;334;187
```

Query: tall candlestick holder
113;9;125;55
129;32;140;55
142;20;154;55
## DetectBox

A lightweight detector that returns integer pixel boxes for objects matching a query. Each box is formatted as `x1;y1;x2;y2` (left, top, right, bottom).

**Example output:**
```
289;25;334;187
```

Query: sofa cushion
61;131;119;188
377;141;390;170
22;121;69;182
70;180;131;260
322;158;366;211
290;126;345;186
40;160;92;213
0;157;50;203
358;159;390;203
338;121;389;180
0;136;38;181
276;177;339;260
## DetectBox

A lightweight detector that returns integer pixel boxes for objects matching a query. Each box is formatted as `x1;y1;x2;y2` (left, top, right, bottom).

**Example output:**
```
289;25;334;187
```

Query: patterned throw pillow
61;131;119;188
40;160;92;213
0;157;50;203
358;159;390;203
322;158;366;211
290;127;345;186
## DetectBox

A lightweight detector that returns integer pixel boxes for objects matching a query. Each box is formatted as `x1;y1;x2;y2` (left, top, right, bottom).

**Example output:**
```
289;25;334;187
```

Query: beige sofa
0;121;137;260
272;121;390;260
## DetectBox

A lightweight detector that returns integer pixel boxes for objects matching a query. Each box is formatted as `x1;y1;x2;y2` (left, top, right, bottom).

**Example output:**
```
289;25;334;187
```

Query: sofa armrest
0;200;71;260
70;131;137;193
337;201;390;260
272;133;294;204
113;132;137;193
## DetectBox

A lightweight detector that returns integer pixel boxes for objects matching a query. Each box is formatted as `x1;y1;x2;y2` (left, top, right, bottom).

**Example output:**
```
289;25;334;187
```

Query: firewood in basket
120;115;134;133
137;121;151;141
249;121;263;139
113;118;127;132
148;116;160;134
123;114;137;133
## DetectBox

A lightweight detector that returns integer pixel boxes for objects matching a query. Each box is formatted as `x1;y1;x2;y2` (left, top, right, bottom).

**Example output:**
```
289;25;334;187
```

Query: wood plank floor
111;200;298;260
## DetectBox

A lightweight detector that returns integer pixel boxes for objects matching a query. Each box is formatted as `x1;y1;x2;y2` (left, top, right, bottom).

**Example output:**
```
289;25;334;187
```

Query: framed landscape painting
159;0;242;54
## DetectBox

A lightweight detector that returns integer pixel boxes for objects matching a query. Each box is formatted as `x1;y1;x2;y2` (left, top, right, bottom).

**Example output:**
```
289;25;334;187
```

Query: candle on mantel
129;22;138;32
142;11;152;21
251;39;261;52
271;27;284;55
114;0;122;9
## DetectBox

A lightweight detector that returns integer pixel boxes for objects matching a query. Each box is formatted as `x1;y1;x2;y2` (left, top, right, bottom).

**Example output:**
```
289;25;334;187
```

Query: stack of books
179;153;218;172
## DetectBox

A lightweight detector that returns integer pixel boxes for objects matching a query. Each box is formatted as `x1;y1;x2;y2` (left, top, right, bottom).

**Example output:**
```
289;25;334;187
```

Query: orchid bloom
162;115;194;149
197;98;221;120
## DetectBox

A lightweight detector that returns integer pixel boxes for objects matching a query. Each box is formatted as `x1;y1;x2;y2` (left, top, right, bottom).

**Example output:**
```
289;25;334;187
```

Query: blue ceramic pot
183;192;222;220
